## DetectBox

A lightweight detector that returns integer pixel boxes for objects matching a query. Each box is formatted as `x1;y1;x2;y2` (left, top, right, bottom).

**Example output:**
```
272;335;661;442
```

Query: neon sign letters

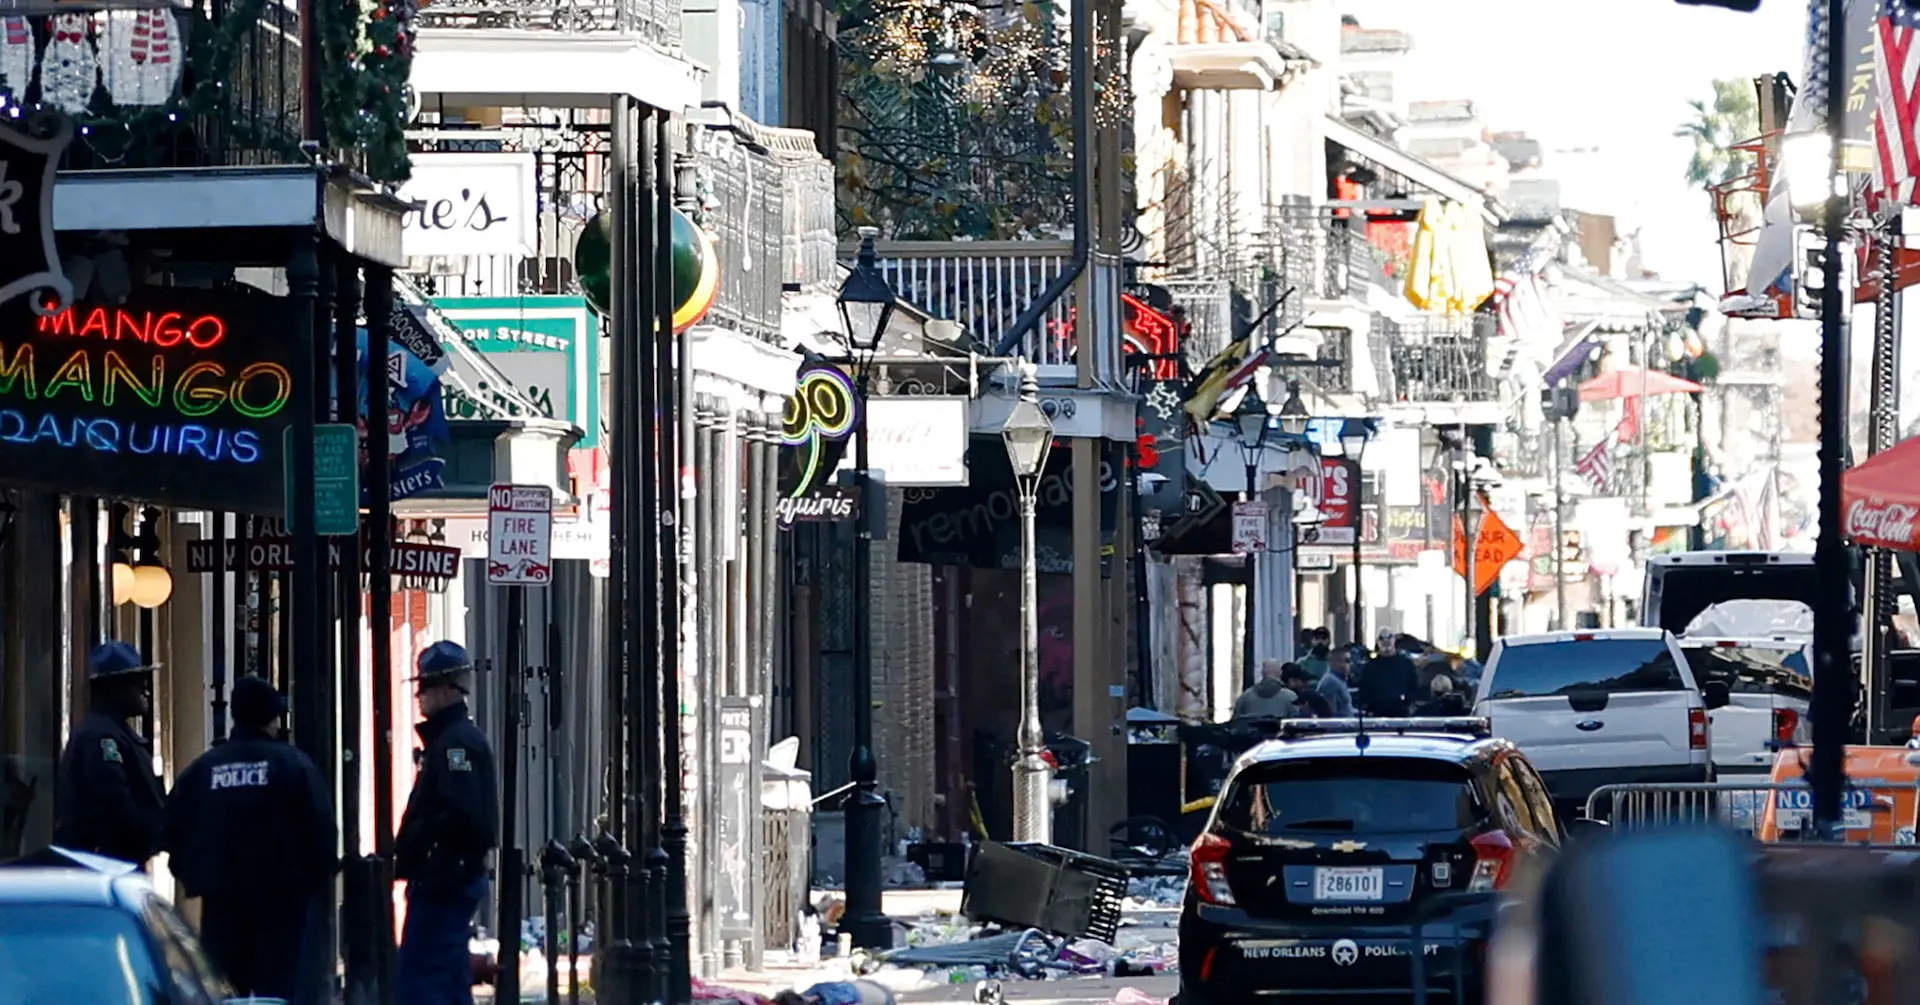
0;288;300;513
781;363;857;499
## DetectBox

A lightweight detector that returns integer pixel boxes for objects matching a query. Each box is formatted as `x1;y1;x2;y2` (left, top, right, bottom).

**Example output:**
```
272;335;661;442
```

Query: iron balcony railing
417;0;681;44
63;6;310;174
1270;327;1355;395
1259;205;1368;305
859;240;1079;365
1382;314;1498;404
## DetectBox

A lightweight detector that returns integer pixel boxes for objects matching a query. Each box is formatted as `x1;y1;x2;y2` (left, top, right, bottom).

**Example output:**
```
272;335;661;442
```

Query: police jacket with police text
54;709;165;865
395;701;498;891
162;725;337;900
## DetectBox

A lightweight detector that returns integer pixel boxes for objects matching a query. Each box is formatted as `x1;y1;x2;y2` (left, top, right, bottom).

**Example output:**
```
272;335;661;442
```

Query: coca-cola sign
1845;499;1920;547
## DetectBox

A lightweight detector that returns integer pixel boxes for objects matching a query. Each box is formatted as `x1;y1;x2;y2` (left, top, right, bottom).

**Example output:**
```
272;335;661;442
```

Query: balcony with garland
17;2;410;182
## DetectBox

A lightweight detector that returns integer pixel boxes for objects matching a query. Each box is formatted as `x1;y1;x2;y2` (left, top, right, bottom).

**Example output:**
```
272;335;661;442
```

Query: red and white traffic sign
487;483;554;586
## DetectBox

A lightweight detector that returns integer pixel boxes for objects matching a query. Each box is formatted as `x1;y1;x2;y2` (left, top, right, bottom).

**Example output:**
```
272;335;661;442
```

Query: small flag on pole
1574;439;1612;493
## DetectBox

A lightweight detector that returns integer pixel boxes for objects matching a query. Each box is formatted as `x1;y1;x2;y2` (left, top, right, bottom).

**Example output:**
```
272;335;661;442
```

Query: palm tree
1676;78;1764;291
1676;78;1761;190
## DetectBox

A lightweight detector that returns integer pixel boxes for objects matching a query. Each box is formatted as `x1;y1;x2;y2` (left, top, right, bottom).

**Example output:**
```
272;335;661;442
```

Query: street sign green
285;423;362;537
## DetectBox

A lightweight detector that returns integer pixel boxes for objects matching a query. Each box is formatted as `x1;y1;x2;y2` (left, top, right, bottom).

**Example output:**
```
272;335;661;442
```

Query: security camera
299;139;323;162
1137;472;1169;493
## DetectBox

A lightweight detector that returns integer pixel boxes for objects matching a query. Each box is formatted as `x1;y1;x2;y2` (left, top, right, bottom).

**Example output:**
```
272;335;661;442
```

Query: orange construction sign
1452;495;1523;597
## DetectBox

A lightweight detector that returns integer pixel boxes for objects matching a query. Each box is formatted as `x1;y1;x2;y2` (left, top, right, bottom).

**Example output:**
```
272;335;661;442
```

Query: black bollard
594;833;632;1003
542;841;573;1005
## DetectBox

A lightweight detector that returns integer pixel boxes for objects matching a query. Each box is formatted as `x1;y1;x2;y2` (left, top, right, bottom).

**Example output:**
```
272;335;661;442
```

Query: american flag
1874;0;1920;207
1574;439;1612;493
1491;246;1558;343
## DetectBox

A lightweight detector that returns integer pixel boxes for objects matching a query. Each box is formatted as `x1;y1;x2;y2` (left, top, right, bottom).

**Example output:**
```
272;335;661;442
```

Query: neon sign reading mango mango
0;305;292;467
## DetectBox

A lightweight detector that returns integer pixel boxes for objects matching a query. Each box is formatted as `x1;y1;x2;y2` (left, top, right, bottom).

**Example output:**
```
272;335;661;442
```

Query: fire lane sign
487;483;554;586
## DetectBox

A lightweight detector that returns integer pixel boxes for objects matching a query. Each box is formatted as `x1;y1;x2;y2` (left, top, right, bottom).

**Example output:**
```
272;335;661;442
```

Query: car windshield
1217;757;1480;835
0;904;164;1005
1487;638;1685;699
1682;645;1812;700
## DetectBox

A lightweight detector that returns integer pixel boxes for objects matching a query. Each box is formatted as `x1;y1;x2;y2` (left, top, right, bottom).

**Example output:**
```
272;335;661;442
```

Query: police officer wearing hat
164;676;336;1002
396;641;499;1005
54;641;165;865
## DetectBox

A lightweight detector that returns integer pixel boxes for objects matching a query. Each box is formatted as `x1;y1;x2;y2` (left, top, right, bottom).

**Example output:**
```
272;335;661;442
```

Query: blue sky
1340;0;1809;288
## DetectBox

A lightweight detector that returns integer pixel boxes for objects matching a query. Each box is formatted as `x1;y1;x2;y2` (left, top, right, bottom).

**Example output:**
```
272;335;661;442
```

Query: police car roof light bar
1279;717;1493;740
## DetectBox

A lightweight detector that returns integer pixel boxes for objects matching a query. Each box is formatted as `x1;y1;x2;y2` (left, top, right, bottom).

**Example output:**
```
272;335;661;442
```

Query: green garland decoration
315;0;414;181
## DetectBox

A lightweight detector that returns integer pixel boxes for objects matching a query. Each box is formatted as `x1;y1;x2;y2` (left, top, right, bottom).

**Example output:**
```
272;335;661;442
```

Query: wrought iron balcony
1259;205;1369;306
1270;327;1355;395
857;239;1079;364
416;0;681;43
61;6;312;174
1381;314;1498;404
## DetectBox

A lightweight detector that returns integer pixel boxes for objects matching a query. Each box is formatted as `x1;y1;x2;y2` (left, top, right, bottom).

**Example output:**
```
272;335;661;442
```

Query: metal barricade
1584;780;1911;839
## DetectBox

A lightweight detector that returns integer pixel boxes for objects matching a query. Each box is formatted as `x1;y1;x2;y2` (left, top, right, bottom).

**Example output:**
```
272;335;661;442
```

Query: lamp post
1233;386;1269;686
1339;419;1372;646
1277;379;1311;438
1004;365;1055;844
837;226;896;948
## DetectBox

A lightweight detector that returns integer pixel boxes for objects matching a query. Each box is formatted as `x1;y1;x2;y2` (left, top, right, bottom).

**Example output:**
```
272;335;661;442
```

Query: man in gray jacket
1232;660;1299;721
1316;647;1356;717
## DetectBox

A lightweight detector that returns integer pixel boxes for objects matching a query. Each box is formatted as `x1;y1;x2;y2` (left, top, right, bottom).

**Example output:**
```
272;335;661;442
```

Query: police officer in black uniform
395;641;499;1005
54;641;165;866
164;676;335;1002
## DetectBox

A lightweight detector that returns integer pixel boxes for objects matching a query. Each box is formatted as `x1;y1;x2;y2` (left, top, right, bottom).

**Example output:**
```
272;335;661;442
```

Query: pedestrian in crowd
164;676;335;1002
396;641;500;1005
1355;633;1420;716
1232;659;1300;721
1416;674;1470;717
1299;639;1331;682
1284;664;1331;717
54;641;164;867
1316;646;1356;717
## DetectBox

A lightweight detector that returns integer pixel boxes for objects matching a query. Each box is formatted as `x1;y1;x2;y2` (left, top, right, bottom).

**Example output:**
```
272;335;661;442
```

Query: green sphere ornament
670;206;720;333
576;212;612;316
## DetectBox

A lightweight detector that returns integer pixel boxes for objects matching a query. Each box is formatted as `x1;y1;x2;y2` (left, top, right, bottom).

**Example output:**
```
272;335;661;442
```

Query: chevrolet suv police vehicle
1174;718;1561;1004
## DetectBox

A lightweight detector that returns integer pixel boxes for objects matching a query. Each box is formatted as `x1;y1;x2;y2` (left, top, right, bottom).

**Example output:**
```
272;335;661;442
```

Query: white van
1472;628;1726;808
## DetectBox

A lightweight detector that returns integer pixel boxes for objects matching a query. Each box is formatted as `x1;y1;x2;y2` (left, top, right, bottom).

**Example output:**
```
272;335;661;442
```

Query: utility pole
1808;0;1852;835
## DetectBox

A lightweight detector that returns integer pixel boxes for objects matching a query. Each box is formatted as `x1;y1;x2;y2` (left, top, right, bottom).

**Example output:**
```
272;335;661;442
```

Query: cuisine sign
0;287;298;513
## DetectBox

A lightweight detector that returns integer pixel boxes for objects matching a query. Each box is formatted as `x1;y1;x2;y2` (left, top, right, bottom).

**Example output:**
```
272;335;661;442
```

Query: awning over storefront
1844;437;1920;551
1322;116;1501;226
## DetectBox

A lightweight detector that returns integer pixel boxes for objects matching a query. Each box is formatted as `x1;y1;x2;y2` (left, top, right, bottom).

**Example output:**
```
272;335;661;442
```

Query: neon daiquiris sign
0;287;301;514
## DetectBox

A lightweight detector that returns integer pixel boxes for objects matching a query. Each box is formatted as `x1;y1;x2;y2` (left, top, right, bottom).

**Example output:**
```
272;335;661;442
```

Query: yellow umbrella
1403;197;1441;310
1447;201;1497;314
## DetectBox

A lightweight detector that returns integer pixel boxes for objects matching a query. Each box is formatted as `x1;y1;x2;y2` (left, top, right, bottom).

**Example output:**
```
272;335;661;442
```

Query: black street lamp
1277;378;1311;437
1233;386;1269;686
1234;386;1270;501
1339;418;1373;645
838;227;895;949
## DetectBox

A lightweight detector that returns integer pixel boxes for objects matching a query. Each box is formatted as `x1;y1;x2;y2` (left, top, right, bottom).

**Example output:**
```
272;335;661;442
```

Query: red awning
1577;366;1705;402
1843;437;1920;550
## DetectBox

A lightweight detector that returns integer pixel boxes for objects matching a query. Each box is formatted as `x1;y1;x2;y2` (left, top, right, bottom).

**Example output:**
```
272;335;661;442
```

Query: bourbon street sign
0;285;299;513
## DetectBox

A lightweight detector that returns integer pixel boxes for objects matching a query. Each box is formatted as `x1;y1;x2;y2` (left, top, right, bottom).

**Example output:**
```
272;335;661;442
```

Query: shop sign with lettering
0;286;297;513
434;296;600;447
780;361;857;498
399;153;539;258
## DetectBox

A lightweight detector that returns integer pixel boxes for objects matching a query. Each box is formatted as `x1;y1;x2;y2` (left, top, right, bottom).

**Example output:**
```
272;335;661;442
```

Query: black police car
1175;718;1560;1004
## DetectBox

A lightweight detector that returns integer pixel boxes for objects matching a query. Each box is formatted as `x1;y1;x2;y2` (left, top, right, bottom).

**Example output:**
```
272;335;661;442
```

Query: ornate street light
839;227;896;358
1002;365;1055;843
1277;378;1311;436
1234;386;1269;500
836;224;896;950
